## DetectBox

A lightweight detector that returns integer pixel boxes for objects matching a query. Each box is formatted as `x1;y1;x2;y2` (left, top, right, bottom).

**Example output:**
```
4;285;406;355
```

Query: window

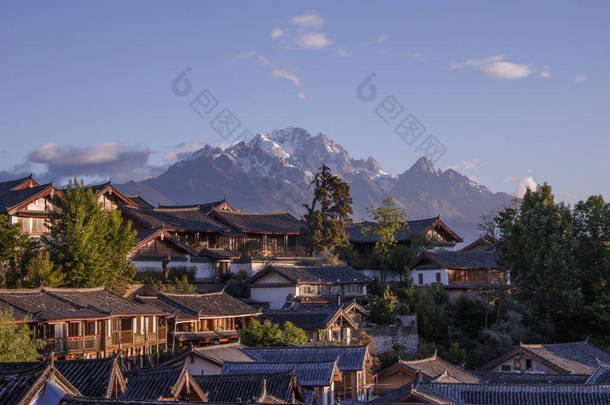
48;324;56;339
84;321;96;336
501;365;511;372
152;316;157;333
526;359;532;370
68;322;81;337
120;317;131;331
513;358;521;370
133;318;137;334
418;273;423;285
435;272;441;283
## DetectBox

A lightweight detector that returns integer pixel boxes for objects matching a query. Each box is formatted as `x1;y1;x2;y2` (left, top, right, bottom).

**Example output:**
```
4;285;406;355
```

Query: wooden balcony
47;335;100;354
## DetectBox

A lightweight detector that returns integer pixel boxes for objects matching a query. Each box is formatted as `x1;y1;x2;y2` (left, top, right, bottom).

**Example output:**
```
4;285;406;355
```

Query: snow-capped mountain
118;127;514;243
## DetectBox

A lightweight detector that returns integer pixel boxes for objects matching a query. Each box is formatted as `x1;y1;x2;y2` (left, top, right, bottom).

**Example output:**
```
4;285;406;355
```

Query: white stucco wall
230;261;267;276
185;356;223;376
250;286;296;309
410;268;448;286
132;260;215;281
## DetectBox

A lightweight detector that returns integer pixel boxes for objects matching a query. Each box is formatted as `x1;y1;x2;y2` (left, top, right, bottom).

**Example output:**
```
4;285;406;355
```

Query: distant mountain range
117;127;515;243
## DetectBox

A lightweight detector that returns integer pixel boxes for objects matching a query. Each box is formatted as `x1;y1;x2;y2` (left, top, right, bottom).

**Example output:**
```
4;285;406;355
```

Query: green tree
301;165;353;256
368;285;398;325
0;308;44;362
162;274;196;294
282;321;308;345
239;319;308;347
23;250;65;288
45;179;137;292
496;184;581;326
363;197;407;271
0;215;36;287
572;195;610;345
240;319;284;347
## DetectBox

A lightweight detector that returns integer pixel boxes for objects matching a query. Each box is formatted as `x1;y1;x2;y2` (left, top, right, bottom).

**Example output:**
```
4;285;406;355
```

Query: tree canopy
240;319;308;347
301;165;353;256
0;307;44;362
44;179;137;292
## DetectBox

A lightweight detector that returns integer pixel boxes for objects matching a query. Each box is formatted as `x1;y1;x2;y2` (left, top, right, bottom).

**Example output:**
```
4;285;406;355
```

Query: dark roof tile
222;361;338;387
242;345;370;371
157;291;260;317
212;209;302;234
120;206;228;233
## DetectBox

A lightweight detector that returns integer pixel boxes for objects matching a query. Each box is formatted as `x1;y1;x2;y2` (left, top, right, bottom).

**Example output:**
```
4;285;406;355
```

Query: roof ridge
521;339;590;348
215;209;291;216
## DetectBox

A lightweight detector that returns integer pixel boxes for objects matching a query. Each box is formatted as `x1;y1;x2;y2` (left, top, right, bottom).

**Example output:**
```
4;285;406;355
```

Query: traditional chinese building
248;265;372;309
0;287;169;366
135;290;260;350
0;176;57;236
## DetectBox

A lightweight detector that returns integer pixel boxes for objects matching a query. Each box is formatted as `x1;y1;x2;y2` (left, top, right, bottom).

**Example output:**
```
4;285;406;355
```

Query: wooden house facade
0;287;168;366
136;290;260;350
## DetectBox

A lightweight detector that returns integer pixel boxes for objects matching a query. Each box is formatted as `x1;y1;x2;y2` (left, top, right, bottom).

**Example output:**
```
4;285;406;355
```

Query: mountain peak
409;156;436;174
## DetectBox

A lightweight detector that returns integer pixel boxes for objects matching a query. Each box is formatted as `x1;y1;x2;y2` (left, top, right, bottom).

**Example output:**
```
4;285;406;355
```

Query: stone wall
365;315;419;357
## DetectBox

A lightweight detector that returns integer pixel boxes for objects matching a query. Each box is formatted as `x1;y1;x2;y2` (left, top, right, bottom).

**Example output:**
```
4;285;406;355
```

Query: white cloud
505;175;538;198
270;28;284;39
336;48;349;57
27;142;153;182
539;67;552;78
481;62;533;79
272;69;301;87
298;92;306;100
294;32;331;49
234;50;255;60
290;13;324;27
575;75;587;83
257;55;272;66
376;34;389;43
451;54;533;80
163;139;214;165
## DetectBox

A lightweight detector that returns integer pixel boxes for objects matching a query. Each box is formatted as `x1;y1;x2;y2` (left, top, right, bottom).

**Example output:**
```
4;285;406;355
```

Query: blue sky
1;1;608;202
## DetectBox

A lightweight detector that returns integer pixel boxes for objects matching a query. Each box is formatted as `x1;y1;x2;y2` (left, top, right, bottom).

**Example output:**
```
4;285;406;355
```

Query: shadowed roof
159;200;234;214
248;265;372;285
222;360;340;387
413;381;610;405
0;288;107;322
120;206;228;232
0;175;37;192
194;372;303;403
54;355;124;398
242;344;370;371
121;362;205;401
212;209;303;234
157;291;260;317
482;340;610;375
345;216;462;244
44;287;164;316
409;249;500;270
0;183;54;214
376;353;481;384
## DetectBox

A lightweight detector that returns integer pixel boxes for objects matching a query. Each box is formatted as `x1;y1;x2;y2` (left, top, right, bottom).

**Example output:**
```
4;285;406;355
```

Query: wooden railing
47;335;100;354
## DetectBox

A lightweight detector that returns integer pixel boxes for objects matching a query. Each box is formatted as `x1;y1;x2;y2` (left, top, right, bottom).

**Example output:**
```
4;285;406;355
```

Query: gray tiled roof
54;355;121;398
0;288;107;321
157;291;260;317
125;195;154;209
45;287;164;316
0;184;53;214
345;217;462;244
194;372;302;403
212;209;303;234
159;200;227;214
380;354;480;384
587;362;610;384
242;345;369;371
415;381;610;405
0;175;34;192
222;361;338;387
520;341;610;375
191;343;253;365
485;373;590;385
120;206;228;233
250;265;371;285
134;296;196;321
411;249;500;270
121;362;202;401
